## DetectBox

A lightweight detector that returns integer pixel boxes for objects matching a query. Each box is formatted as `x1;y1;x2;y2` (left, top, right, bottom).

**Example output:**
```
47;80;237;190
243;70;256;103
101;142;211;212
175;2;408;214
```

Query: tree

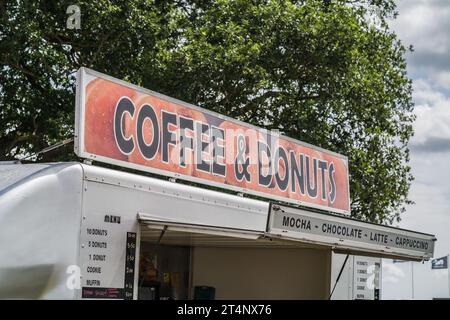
0;0;414;224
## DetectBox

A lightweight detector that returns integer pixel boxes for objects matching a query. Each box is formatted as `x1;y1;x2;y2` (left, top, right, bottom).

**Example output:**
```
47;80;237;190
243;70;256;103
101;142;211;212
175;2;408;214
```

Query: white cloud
382;263;406;284
410;79;450;146
412;79;447;106
391;0;450;86
399;152;450;258
392;1;450;55
383;0;450;299
390;2;450;147
432;71;450;91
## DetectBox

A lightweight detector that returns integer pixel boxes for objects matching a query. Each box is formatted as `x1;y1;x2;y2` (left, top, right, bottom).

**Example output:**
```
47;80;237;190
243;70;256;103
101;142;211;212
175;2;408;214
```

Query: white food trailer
0;68;436;299
0;162;435;299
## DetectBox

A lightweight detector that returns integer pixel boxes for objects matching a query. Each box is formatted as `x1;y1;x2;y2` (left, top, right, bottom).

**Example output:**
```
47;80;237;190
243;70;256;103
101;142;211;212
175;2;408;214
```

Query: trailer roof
0;163;55;195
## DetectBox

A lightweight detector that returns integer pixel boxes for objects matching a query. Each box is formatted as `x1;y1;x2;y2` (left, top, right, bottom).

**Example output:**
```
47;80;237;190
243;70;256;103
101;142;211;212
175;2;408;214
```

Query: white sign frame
74;67;351;215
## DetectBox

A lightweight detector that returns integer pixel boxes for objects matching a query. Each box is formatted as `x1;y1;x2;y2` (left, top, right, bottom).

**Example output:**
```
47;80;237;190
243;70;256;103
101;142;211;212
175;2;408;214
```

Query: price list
124;232;137;300
81;229;137;300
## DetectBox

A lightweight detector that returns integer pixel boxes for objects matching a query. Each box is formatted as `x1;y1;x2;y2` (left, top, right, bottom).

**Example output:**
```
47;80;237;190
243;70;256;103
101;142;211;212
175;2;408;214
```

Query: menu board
79;212;138;299
353;256;381;300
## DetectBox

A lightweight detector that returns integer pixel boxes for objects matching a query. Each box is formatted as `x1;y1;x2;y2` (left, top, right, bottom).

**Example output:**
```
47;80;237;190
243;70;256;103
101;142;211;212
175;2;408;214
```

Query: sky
381;0;450;299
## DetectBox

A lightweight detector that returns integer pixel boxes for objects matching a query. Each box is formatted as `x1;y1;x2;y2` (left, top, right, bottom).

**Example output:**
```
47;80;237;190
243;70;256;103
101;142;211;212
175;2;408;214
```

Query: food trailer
0;68;436;299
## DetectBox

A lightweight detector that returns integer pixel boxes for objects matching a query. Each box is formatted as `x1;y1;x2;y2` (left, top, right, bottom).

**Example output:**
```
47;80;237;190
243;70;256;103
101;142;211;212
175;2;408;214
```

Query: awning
138;202;436;262
267;203;436;261
138;213;262;241
138;213;334;250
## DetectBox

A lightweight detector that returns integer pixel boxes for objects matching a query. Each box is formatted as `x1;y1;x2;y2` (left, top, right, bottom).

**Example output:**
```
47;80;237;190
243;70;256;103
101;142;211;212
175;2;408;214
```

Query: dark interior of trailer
137;224;332;300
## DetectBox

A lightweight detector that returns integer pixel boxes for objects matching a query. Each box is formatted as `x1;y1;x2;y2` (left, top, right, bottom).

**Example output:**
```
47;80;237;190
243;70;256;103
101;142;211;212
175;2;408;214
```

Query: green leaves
0;0;414;224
